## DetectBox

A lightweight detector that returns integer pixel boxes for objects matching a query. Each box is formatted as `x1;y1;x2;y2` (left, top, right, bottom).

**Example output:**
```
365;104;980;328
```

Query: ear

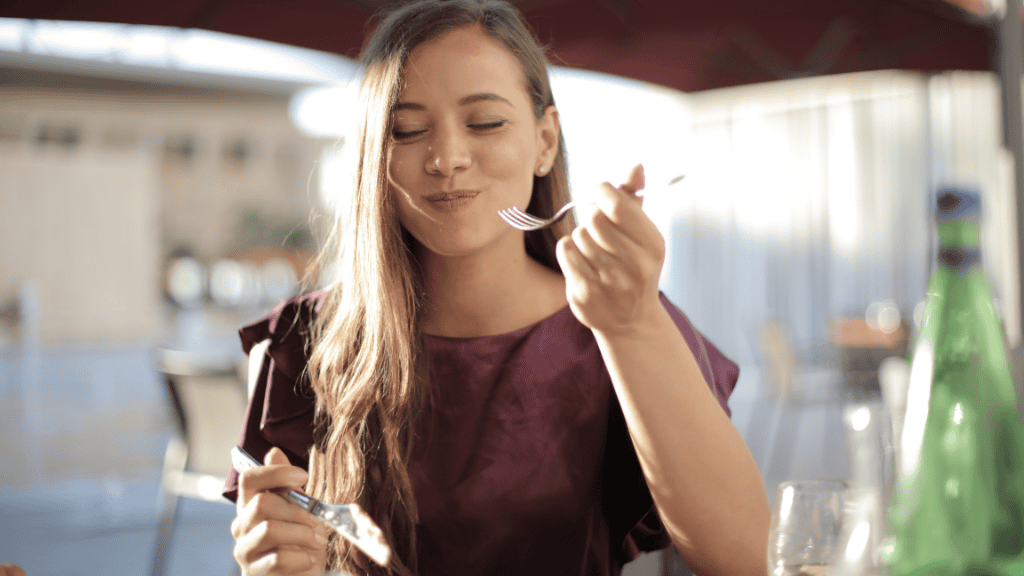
534;105;560;177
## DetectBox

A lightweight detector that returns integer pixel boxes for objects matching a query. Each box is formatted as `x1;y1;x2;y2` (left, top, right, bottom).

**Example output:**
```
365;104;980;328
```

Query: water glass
768;479;848;576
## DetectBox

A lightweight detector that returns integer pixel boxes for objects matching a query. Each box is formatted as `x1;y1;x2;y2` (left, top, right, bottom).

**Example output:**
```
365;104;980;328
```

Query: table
831;318;909;397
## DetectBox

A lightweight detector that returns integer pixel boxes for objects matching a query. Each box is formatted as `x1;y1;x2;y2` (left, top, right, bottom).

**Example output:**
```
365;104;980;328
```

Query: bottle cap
935;187;981;222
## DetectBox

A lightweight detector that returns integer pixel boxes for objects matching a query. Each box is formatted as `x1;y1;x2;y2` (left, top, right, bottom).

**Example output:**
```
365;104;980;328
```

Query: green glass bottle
885;188;1024;576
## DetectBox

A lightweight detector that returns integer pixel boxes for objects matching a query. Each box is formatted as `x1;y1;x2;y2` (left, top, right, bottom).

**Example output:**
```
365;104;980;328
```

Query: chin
411;227;508;260
421;238;486;258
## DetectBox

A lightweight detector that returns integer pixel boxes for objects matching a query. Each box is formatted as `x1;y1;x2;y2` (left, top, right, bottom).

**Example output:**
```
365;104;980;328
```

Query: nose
425;125;471;176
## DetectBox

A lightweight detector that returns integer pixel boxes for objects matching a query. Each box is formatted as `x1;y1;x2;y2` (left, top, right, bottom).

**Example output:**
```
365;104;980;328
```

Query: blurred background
0;0;1020;574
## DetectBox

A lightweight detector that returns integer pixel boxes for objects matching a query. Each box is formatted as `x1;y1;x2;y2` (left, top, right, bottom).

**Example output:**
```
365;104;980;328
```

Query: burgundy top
224;291;739;576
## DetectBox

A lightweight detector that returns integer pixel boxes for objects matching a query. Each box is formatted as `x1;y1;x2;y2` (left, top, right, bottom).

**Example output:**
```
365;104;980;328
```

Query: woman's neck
415;234;567;338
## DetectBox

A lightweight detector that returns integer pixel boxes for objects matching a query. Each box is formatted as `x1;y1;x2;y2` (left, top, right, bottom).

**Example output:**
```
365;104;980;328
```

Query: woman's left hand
556;164;666;337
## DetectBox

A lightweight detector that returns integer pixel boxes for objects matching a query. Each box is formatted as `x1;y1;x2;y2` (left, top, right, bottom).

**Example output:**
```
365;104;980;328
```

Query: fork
498;174;685;231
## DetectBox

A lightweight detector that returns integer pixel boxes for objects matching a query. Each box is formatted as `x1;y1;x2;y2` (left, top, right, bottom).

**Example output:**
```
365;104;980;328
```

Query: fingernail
290;469;309;483
315;531;328;545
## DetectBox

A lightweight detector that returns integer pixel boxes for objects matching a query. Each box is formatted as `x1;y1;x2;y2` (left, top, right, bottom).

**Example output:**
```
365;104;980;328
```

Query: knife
230;445;392;567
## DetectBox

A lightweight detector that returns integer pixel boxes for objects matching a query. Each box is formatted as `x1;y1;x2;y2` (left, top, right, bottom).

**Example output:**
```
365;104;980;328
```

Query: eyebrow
391;92;514;113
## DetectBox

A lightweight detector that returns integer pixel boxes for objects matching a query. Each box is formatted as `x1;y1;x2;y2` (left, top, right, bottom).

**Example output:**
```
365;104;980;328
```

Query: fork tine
497;208;522;224
498;203;571;231
499;212;542;231
512;215;547;230
499;208;543;229
507;207;546;226
497;209;528;229
503;217;542;231
500;173;684;231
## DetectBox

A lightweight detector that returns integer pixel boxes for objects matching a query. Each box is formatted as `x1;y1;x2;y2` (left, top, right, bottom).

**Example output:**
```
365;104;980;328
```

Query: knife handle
230;446;316;512
230;445;392;567
230;445;263;472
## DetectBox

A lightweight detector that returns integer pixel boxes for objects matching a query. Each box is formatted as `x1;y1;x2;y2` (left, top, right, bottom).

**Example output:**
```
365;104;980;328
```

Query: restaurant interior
1;0;1023;574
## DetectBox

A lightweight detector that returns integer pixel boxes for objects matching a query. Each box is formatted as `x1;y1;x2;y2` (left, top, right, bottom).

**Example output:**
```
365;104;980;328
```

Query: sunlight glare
901;342;934;476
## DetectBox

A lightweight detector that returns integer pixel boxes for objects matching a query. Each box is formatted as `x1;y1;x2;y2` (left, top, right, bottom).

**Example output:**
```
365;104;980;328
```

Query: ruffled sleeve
222;291;327;503
607;292;740;564
660;293;739;418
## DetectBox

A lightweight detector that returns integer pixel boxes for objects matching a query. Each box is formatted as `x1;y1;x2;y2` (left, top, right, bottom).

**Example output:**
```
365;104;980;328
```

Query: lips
424;190;480;202
423;190;481;213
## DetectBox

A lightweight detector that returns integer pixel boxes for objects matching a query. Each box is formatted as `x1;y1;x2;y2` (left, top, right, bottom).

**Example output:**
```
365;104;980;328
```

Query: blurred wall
0;80;325;344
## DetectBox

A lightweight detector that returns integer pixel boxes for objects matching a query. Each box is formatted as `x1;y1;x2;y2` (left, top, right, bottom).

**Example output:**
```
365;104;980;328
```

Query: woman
226;1;770;575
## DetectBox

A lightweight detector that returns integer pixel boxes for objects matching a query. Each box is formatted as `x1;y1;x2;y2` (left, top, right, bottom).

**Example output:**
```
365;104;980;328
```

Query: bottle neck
937;221;981;272
938;246;981;272
937;220;980;247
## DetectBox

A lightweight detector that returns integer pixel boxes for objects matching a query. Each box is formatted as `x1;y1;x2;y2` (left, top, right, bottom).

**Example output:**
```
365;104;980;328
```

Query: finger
237;455;308;510
620;163;645;198
557;233;602;301
239;491;321;536
232;515;243;540
237;465;308;511
556;235;599;286
264;446;290;466
570;225;615;272
594;182;659;247
247;549;318;576
571;225;631;290
236;519;327;569
311;522;331;571
583;207;643;262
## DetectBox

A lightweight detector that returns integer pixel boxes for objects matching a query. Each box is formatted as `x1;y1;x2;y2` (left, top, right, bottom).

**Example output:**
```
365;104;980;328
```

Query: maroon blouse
224;291;739;576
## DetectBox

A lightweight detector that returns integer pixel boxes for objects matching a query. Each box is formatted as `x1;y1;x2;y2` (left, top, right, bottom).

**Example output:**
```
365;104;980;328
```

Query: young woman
225;1;770;575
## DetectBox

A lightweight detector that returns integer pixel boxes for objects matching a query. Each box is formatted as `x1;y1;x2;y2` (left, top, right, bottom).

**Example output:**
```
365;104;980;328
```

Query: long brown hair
304;1;575;573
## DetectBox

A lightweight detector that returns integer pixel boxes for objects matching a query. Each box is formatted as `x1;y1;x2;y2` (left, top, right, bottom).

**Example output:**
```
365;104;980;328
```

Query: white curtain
555;69;1018;399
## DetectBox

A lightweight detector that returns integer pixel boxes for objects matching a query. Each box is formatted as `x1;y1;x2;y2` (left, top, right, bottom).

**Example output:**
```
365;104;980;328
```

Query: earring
538;165;547;175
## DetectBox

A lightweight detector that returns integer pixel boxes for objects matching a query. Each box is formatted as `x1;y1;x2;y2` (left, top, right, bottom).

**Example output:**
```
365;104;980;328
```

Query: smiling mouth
424;190;480;213
425;190;480;202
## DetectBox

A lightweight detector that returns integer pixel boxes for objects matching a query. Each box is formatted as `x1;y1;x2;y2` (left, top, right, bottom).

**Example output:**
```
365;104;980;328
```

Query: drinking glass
768;479;848;576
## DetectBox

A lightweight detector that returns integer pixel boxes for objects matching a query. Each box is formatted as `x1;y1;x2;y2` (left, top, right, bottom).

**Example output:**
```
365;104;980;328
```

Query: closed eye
469;120;506;131
392;129;427;141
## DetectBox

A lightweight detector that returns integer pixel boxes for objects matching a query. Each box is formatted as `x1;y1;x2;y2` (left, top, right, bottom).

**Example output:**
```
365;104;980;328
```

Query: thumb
264;446;291;466
620;163;645;203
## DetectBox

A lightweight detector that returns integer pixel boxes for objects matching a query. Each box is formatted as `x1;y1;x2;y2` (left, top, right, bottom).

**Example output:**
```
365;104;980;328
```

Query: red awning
0;0;996;92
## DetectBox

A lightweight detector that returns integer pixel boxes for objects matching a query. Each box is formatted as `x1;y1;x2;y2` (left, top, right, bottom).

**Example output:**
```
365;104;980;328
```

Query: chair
150;347;248;576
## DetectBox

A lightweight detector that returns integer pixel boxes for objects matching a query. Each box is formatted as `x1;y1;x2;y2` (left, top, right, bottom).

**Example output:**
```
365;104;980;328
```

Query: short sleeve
606;292;741;563
659;292;739;417
222;291;326;503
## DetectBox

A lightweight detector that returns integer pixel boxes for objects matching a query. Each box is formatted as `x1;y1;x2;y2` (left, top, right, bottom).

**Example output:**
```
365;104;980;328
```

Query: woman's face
387;25;559;258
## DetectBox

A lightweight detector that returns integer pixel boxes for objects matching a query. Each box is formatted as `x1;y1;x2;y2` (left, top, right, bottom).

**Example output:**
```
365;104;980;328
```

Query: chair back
156;348;247;476
760;320;797;397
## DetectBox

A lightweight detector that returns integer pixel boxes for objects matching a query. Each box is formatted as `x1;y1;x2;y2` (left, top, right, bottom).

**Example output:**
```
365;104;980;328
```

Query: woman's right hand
231;447;330;575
